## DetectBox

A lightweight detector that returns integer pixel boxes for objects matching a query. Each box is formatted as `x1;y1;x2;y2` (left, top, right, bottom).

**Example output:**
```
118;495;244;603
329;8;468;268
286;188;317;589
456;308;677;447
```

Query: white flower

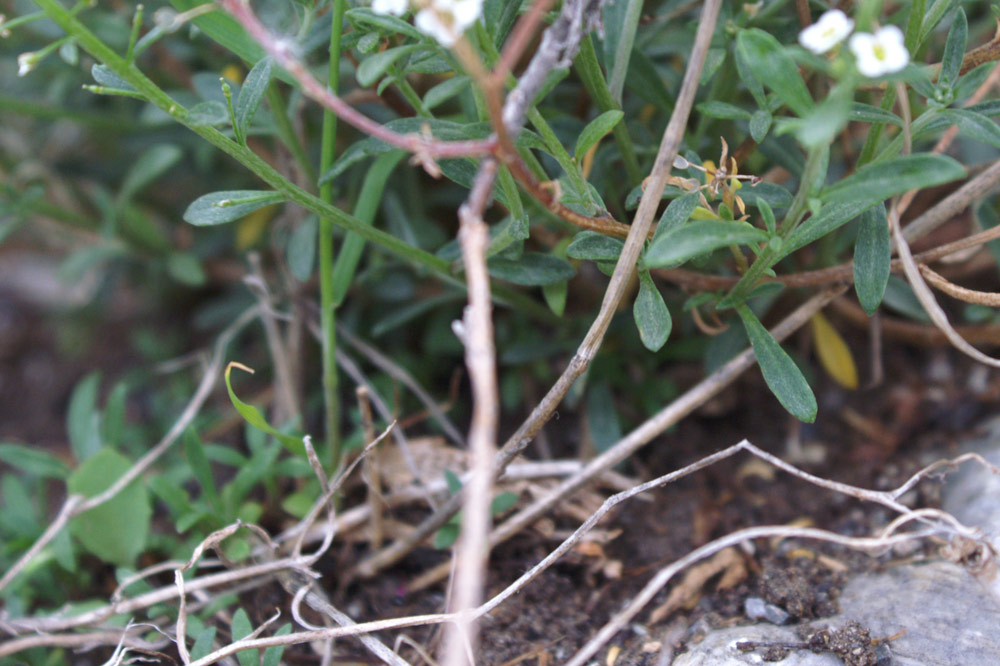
372;0;409;16
849;25;909;77
17;51;38;77
414;0;482;46
798;9;854;54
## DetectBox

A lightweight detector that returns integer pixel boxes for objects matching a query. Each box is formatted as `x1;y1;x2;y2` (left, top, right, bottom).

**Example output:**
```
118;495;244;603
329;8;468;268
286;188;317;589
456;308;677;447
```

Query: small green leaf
749;109;772;142
68;448;151;565
189;101;230;126
734;36;767;108
574;110;625;160
262;624;292;666
849;102;903;126
737;183;794;212
758;198;776;234
821;154;964;204
234;56;273;139
736;29;813;116
0;443;69;479
434;521;460;549
183;190;285;226
357;44;423;88
102;381;128;448
67;372;102;462
633;270;672;352
587;381;621;452
224;363;305;457
119;144;183;202
190;627;217;660
853;204;890;315
651;192;700;245
930;109;1000;149
167;253;207;287
488;253;576;286
938;9;967;93
696;101;752;120
424;75;470;110
231;608;256;666
491;491;519;515
91;63;135;92
736;305;817;422
444;468;463;494
542;280;568;316
345;8;424;41
566;231;625;261
645;221;768;267
185;429;223;515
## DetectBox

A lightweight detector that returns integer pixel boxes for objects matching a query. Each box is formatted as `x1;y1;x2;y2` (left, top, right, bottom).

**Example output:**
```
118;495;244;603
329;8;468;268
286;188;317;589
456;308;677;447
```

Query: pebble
744;596;791;625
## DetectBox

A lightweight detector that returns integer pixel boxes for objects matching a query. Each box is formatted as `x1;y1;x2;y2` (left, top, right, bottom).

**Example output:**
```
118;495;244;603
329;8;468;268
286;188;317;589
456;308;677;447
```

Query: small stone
744;596;792;625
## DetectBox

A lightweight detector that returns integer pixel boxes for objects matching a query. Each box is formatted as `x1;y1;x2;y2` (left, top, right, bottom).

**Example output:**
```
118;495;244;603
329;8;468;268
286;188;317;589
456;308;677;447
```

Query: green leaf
345;8;424;41
737;182;794;212
697;101;752;120
0;443;69;479
928;109;1000;149
184;429;223;515
167;253;207;287
190;627;217;661
424;75;470;110
262;624;292;666
488;253;576;286
287;216;317;282
91;63;135;92
188;101;229;127
758;198;776;234
102;380;128;448
224;363;305;457
645;221;768;267
938;8;967;92
543;280;568;316
603;0;644;102
491;491;519;515
821;154;964;204
651;192;700;244
853;204;891;315
68;448;151;565
574;110;624;161
734;35;767;108
749;109;772;143
183;190;285;226
67;372;102;462
783;200;877;256
444;468;463;494
633;270;672;351
357;44;423;88
736;29;813;116
119;144;182;202
169;0;268;71
849;102;903;126
234;56;273;139
587;381;621;452
434;521;460;549
736;305;817;422
566;231;625;261
231;608;256;666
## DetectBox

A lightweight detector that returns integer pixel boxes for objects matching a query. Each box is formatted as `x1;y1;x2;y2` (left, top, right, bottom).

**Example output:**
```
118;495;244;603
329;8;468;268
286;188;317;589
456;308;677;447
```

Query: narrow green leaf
356;44;423;88
651;192;700;245
345;8;424;41
736;305;817;422
491;491;519;515
587;381;622;452
190;627;217;661
645;221;768;267
821;154;964;204
68;448;151;565
91;63;135;92
262;624;292;666
183;190;285;226
603;0;644;102
487;253;576;286
231;608;256;666
542;280;568;316
938;9;967;92
853;204;891;315
737;182;794;211
566;231;625;261
784;200;877;256
0;443;69;478
119;144;182;202
434;521;460;549
633;270;672;351
736;29;813;116
849;102;903;126
734;35;767;108
167;253;207;287
574;110;624;161
929;109;1000;149
188;101;229;127
67;372;102;462
749;109;772;143
758;198;776;234
102;380;129;447
424;75;470;110
224;363;305;457
184;429;223;515
234;56;273;138
696;101;752;120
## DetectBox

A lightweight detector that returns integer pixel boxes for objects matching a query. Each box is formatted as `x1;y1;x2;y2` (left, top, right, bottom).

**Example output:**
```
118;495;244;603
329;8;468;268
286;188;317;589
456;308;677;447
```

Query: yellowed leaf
810;312;858;390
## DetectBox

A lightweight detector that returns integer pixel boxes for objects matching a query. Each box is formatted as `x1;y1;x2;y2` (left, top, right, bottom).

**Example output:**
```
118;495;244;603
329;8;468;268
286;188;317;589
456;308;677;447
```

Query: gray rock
674;561;1000;665
745;596;792;625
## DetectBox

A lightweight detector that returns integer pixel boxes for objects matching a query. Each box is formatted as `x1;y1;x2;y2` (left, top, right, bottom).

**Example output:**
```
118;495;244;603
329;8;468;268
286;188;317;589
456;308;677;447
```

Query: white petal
876;24;905;47
415;8;457;46
799;9;854;54
451;0;482;30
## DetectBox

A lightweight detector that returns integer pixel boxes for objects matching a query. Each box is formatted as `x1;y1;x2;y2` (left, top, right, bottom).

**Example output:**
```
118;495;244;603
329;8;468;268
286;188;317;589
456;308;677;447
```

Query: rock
674;561;1000;665
745;596;792;625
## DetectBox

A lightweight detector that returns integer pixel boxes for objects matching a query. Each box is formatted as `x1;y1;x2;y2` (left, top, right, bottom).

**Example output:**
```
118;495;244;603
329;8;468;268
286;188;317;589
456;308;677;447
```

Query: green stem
319;0;347;469
395;75;431;117
574;35;642;186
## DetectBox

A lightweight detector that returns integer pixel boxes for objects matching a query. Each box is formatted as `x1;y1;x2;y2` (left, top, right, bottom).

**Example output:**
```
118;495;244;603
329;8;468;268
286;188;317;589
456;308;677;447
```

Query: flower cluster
798;9;909;77
372;0;483;47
